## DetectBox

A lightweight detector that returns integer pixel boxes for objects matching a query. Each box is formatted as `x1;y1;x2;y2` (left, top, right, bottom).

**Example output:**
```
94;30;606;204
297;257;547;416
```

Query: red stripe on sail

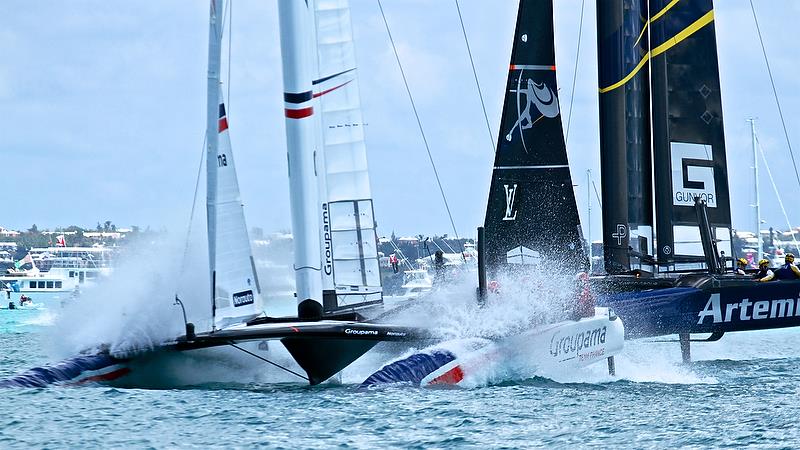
313;80;353;98
285;107;314;119
218;117;228;132
509;64;556;71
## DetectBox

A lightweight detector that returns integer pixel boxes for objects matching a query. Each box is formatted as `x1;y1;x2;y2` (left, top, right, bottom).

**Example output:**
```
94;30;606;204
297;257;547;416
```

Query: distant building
0;227;20;237
83;232;125;240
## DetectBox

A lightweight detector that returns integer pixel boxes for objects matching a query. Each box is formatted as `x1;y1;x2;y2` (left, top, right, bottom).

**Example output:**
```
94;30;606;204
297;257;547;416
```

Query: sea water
3;292;800;447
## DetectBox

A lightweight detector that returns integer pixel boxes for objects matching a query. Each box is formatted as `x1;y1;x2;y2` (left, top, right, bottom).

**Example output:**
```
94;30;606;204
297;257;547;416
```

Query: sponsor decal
344;328;378;336
386;331;407;337
550;326;607;359
671;142;717;207
612;224;627;246
322;203;332;276
506;245;540;265
503;184;518;221
505;72;560;151
232;290;255;307
697;293;800;324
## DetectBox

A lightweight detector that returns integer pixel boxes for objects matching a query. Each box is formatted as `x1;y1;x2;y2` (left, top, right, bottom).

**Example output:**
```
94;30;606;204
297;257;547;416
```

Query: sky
3;0;800;242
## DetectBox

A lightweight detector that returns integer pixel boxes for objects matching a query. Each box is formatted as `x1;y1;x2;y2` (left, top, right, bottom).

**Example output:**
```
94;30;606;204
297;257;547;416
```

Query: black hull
597;275;800;339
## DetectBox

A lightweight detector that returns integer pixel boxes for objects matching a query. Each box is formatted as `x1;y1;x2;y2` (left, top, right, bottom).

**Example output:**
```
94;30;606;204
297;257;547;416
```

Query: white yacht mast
206;0;223;321
749;118;763;259
278;0;324;319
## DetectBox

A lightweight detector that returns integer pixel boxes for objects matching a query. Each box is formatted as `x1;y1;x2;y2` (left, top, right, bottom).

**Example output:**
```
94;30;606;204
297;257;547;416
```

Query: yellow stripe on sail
598;51;651;94
651;10;714;58
632;0;682;49
599;9;715;94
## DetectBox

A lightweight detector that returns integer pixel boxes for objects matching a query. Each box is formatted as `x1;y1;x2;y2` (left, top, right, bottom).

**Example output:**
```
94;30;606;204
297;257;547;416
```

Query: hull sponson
599;277;800;338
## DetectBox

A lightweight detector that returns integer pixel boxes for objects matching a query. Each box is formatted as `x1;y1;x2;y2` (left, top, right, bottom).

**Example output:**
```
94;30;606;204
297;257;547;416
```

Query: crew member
759;253;800;281
735;258;748;275
433;250;446;284
754;259;773;281
573;272;595;319
389;253;399;274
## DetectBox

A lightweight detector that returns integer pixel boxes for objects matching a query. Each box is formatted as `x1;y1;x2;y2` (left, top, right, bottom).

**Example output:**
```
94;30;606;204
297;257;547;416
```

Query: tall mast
587;169;592;273
206;0;223;323
278;0;323;319
749;118;762;259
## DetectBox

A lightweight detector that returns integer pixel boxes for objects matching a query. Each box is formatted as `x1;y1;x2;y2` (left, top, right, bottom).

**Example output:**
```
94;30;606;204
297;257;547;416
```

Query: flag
56;235;66;247
14;253;33;269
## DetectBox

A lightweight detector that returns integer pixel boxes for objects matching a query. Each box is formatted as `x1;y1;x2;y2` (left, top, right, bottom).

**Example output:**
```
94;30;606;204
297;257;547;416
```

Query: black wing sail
649;0;732;264
597;0;654;273
483;0;587;277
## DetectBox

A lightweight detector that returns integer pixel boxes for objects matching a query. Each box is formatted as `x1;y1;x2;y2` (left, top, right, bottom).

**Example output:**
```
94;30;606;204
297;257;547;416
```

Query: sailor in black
759;253;800;282
754;259;773;280
433;250;446;285
735;258;748;275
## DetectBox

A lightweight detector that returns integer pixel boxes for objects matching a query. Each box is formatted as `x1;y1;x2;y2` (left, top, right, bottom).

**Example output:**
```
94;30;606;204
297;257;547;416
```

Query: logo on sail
506;246;540;265
505;74;560;152
503;184;518;221
670;142;717;207
232;290;255;307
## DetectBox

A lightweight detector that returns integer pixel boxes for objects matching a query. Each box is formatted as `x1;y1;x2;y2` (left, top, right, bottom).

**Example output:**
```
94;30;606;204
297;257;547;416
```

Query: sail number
217;154;228;167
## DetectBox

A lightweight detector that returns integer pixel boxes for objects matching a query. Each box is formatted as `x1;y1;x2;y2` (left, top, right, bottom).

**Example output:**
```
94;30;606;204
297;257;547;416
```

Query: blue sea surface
1;309;799;448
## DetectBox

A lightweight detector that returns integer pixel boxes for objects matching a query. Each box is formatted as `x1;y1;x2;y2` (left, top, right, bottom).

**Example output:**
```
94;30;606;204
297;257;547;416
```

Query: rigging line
389;240;415;271
564;0;586;145
590;177;602;209
177;136;207;295
378;0;460;239
226;0;233;109
228;342;309;381
749;0;800;191
454;0;495;152
755;134;800;250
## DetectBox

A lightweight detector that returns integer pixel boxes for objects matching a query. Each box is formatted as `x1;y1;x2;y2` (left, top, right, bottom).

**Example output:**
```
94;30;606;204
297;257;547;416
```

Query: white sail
207;0;262;329
211;89;263;327
310;0;382;310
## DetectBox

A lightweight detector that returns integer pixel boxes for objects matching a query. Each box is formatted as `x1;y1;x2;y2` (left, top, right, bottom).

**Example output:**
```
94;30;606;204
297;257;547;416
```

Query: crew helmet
758;259;769;267
737;258;747;267
786;253;795;262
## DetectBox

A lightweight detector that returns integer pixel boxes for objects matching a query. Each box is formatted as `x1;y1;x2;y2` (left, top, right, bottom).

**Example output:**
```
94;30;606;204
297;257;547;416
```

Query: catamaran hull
361;309;624;388
598;276;800;338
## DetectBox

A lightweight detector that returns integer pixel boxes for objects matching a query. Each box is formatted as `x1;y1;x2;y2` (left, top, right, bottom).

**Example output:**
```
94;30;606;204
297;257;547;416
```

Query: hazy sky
3;1;800;242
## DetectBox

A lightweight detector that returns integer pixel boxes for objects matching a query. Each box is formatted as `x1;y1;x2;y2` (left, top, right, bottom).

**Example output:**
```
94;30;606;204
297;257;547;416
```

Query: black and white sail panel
483;0;587;275
596;0;654;273
649;0;732;263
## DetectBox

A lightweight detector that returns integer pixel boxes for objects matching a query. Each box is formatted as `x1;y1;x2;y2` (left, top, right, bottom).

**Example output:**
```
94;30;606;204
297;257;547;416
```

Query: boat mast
587;169;592;273
206;0;223;324
278;0;324;319
749;118;763;259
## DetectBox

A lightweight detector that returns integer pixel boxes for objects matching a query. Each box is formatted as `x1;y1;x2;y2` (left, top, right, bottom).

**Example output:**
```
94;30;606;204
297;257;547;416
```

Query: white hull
421;308;624;386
